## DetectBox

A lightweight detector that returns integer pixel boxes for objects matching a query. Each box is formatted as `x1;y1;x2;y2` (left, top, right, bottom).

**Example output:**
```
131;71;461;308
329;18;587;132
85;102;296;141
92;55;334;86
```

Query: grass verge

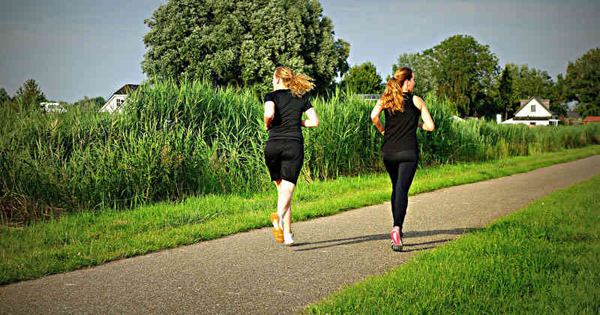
306;175;600;314
1;145;599;285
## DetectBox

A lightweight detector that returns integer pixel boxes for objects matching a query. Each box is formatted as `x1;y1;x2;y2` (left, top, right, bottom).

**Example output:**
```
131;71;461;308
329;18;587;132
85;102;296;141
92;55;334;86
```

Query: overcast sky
1;0;598;103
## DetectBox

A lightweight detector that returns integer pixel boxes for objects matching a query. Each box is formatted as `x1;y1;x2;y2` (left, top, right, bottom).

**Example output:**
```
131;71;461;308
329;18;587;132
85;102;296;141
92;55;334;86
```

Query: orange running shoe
270;213;283;243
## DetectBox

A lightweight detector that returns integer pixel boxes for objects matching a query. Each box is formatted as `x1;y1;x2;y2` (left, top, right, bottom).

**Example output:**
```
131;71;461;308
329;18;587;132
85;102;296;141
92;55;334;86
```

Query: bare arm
302;107;319;128
264;101;275;131
413;96;435;131
370;100;385;135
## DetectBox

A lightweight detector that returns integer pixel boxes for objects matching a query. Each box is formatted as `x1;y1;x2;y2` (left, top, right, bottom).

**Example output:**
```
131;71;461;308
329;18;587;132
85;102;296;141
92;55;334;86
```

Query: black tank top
264;89;313;141
382;93;420;152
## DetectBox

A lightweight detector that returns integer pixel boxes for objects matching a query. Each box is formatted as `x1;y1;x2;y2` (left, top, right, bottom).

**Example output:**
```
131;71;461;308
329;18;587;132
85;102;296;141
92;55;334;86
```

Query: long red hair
380;67;413;113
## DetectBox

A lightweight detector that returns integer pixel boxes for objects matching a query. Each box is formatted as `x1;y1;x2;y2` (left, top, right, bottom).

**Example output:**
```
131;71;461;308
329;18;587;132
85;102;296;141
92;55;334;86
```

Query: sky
1;0;599;103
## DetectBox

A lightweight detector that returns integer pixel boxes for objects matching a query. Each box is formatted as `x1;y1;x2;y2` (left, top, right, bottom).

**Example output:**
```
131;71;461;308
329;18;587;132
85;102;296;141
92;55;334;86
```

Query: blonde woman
370;67;435;251
264;66;319;246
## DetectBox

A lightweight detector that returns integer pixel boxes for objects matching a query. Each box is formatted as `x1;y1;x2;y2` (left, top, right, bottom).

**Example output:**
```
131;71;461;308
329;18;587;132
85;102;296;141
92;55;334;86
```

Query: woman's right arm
370;100;385;135
264;101;275;131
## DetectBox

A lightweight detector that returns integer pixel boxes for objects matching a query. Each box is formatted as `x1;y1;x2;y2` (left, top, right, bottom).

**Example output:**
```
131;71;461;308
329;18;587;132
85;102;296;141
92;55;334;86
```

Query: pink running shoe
390;226;403;252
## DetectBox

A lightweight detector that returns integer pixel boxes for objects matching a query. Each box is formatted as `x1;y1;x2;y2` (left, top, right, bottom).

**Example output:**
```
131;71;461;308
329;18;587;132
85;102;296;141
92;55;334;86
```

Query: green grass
1;145;599;285
306;172;600;314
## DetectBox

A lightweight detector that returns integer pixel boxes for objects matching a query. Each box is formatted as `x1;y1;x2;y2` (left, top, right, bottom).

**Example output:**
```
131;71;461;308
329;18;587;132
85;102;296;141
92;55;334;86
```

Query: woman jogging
370;67;435;251
264;66;319;246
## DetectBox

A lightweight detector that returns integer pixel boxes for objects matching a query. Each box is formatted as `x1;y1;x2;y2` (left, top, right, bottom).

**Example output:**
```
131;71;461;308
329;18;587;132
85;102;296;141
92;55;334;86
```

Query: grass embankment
1;145;599;285
307;175;600;314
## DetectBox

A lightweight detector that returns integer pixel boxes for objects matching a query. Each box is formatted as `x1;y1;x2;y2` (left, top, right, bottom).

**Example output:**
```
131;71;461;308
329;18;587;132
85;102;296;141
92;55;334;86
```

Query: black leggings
383;150;419;229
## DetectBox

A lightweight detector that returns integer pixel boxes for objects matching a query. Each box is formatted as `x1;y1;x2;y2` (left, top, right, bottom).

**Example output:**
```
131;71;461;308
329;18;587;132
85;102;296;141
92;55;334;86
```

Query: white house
501;97;559;126
41;102;66;113
99;84;139;114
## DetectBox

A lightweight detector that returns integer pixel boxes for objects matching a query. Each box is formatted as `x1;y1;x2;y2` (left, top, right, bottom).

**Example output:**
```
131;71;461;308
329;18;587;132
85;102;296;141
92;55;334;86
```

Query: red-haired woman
370;67;435;251
264;66;320;246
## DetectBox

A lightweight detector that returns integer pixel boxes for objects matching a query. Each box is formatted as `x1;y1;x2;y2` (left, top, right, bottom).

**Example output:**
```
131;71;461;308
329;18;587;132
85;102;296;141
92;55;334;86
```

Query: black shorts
264;139;304;184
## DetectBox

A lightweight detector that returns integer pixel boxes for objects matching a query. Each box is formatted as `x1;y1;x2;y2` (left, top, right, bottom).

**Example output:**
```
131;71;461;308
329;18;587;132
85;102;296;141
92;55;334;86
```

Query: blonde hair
380;67;413;113
274;66;315;97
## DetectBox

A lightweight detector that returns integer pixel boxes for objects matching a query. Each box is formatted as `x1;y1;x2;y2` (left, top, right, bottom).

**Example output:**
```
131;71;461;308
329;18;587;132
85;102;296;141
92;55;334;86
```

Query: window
531;105;536;112
116;98;124;106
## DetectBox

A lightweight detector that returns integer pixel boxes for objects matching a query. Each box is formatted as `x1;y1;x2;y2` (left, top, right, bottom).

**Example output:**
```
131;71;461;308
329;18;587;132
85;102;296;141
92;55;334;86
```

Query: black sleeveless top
382;93;420;152
264;89;313;141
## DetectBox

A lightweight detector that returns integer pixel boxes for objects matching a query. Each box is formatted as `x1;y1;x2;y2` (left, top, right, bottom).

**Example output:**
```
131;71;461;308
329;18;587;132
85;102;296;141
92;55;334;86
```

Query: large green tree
564;47;600;117
141;0;350;94
391;52;437;97
423;35;499;116
340;62;383;94
15;79;47;110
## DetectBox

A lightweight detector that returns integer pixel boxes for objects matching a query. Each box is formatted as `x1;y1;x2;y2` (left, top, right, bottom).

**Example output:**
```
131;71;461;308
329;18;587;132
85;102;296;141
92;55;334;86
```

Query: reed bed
1;80;599;223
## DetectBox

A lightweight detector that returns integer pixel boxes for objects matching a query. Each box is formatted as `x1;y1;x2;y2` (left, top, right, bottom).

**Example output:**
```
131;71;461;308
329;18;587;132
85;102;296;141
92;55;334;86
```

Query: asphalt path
2;155;600;314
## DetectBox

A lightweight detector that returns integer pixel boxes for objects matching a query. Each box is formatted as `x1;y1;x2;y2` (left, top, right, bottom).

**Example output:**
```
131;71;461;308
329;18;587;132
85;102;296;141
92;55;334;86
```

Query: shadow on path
294;228;476;252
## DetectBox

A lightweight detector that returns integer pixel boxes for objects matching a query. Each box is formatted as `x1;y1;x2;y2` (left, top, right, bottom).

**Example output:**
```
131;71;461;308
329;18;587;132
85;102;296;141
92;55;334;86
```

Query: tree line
139;0;598;119
340;37;599;119
0;79;105;112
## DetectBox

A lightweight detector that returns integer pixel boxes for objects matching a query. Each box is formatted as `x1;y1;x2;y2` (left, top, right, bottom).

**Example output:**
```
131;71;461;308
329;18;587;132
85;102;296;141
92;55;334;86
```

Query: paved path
2;155;600;314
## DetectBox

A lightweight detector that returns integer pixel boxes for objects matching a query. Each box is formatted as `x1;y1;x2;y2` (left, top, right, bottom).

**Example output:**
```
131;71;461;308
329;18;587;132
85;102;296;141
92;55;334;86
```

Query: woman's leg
383;152;400;228
277;179;296;234
391;152;418;230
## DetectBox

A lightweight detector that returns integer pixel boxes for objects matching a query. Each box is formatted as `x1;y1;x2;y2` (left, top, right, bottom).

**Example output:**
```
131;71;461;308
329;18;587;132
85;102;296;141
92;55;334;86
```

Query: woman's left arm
370;100;385;135
414;96;435;131
264;101;275;131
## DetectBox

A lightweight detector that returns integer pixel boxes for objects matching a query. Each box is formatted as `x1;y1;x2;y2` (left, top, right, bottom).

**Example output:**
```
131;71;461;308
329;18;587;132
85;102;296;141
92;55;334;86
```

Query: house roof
517;97;551;112
583;116;600;122
100;84;139;113
113;84;139;96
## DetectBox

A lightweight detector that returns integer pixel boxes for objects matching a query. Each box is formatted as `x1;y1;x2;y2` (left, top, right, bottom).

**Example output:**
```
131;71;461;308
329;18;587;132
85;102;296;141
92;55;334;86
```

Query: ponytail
380;67;413;113
380;77;405;113
274;66;315;97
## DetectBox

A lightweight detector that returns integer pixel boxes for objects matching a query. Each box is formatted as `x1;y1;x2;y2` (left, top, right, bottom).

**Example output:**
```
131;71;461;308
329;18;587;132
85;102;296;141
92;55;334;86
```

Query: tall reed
1;80;599;223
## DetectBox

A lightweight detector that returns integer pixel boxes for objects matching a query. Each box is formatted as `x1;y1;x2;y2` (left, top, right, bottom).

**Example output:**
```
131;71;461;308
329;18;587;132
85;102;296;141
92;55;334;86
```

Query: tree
391;52;437;97
423;35;499;116
141;0;350;95
334;39;351;79
496;66;516;120
552;74;569;117
340;62;383;94
0;88;11;105
15;79;47;110
506;63;555;98
564;47;600;117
